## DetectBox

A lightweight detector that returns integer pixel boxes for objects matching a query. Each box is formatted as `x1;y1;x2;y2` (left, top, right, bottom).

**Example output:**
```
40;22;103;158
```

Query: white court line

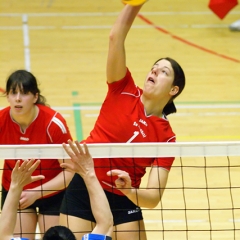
51;104;240;111
85;112;240;118
0;24;230;30
53;106;101;110
176;104;240;109
85;114;99;117
22;14;31;71
145;219;240;224
1;10;237;31
61;114;71;118
0;26;56;30
49;105;240;118
199;112;240;116
0;11;240;17
229;219;240;222
1;105;239;111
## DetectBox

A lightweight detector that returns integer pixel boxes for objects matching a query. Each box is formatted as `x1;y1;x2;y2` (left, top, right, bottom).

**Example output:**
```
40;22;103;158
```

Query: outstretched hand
107;169;132;195
61;140;94;178
11;159;45;189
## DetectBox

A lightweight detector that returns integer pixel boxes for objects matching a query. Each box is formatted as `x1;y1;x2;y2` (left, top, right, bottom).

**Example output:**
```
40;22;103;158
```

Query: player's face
7;86;38;117
143;59;176;101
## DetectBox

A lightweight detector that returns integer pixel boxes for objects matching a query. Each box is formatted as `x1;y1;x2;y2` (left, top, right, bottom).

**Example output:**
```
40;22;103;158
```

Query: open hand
61;140;94;178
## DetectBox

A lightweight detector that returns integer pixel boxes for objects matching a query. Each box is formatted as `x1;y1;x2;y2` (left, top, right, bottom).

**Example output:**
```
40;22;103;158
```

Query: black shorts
1;186;65;215
60;174;143;226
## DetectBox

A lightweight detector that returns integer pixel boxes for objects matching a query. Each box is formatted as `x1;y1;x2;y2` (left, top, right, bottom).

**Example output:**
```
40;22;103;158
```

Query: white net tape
0;141;240;159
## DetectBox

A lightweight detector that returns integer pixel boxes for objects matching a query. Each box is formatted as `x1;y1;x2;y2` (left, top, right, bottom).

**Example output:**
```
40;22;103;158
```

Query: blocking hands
61;140;95;178
11;159;45;190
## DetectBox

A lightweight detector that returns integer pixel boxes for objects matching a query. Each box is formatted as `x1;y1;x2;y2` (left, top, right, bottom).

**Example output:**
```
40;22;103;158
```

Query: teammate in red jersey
0;70;73;240
60;3;185;240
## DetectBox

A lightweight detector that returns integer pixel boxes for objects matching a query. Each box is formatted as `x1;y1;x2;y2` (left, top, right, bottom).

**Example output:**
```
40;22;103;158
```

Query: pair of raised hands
13;140;132;195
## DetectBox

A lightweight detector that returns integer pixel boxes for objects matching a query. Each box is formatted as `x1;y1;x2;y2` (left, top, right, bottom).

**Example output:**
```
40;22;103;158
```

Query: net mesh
1;142;240;240
147;155;240;240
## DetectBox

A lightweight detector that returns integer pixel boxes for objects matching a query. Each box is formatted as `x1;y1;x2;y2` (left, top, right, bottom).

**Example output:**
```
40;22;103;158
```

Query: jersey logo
127;119;147;143
139;119;147;126
128;207;140;215
20;136;29;141
127;131;139;143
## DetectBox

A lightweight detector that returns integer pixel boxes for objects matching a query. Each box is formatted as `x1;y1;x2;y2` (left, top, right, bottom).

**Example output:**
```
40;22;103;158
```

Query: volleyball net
0;141;240;240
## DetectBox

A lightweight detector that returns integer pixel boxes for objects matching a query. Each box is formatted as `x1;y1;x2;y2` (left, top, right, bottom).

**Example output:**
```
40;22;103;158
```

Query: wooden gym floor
0;0;240;239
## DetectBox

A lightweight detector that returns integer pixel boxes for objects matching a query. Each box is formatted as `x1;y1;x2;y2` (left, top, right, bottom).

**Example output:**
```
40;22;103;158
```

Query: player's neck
11;105;39;132
141;95;164;117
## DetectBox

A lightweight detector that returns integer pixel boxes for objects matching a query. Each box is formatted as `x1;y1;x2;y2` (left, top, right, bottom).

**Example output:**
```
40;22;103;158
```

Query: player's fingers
67;140;84;157
75;140;84;155
63;142;75;158
60;162;75;170
107;169;128;177
31;175;45;182
15;160;21;169
27;159;41;173
68;140;81;155
115;178;125;186
31;159;41;171
19;159;28;170
25;158;34;168
82;142;90;155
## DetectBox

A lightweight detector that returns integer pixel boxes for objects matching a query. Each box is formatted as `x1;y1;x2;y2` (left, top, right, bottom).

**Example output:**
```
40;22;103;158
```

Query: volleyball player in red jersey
0;70;73;240
60;3;185;240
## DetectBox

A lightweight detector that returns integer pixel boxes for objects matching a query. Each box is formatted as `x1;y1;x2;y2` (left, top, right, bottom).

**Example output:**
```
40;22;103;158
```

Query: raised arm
0;159;45;240
61;140;113;237
107;4;143;83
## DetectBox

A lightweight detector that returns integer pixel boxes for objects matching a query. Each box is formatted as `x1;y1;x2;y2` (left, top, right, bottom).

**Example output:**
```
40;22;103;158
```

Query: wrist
9;183;23;192
125;187;135;197
80;170;96;180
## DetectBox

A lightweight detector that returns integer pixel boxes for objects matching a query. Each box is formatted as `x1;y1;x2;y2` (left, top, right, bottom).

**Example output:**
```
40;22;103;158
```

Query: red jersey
85;69;176;195
0;104;72;195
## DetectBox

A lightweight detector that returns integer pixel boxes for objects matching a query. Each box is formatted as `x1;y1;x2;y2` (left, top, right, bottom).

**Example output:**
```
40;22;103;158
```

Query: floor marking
0;24;233;30
145;219;240;223
0;11;240;17
22;14;31;71
71;91;84;141
137;14;240;63
50;104;240;111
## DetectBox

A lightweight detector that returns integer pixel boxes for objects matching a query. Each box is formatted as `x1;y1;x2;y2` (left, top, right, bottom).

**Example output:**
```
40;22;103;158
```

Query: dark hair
154;57;185;115
43;226;76;240
5;69;47;105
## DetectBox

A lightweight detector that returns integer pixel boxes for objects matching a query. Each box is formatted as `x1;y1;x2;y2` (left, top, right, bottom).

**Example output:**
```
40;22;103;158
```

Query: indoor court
0;0;240;239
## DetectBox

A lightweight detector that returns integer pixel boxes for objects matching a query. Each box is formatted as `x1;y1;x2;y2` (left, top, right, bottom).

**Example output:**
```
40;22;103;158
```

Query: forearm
110;4;142;40
83;173;113;235
107;4;143;82
125;188;164;208
0;185;22;238
32;171;73;198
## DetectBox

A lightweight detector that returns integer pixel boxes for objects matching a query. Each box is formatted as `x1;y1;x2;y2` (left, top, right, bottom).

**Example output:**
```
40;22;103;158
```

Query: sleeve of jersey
82;233;112;240
47;113;72;144
107;68;136;94
152;138;176;171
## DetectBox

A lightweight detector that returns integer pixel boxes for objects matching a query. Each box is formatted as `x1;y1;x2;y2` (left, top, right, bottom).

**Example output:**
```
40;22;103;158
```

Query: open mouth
147;77;155;84
15;105;23;109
